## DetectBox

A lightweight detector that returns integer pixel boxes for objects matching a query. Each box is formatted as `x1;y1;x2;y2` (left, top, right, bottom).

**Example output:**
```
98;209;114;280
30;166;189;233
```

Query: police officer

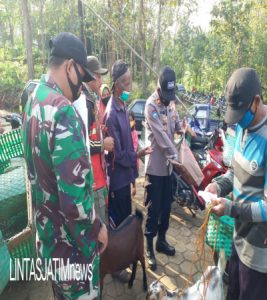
144;66;180;270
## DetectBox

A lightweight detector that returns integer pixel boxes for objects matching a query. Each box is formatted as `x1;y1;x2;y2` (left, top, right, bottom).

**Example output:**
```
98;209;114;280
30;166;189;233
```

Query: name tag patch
167;81;175;89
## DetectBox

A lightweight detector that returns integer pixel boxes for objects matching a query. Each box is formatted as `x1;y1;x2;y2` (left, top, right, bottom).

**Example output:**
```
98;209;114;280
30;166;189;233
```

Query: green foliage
0;46;27;110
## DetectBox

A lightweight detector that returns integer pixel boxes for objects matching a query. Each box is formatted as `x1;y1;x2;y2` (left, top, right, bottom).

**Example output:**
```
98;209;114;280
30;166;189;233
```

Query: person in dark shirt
103;59;152;282
104;60;152;228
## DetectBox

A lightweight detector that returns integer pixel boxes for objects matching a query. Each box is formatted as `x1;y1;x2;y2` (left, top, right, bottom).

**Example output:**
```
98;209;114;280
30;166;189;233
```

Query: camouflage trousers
94;186;108;223
51;254;100;300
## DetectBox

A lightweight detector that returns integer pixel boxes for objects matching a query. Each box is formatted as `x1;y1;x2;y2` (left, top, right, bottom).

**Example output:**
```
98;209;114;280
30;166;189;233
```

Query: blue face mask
238;109;255;129
120;91;130;102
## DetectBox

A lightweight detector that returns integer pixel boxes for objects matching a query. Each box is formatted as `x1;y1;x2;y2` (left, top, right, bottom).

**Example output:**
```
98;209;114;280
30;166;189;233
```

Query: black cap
224;68;261;124
159;66;176;101
49;32;95;82
111;60;129;83
87;56;108;75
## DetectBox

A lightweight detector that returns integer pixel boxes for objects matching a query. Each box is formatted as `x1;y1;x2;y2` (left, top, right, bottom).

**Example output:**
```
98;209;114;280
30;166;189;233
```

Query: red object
200;147;228;190
195;129;228;205
131;128;139;171
210;97;215;105
90;121;107;191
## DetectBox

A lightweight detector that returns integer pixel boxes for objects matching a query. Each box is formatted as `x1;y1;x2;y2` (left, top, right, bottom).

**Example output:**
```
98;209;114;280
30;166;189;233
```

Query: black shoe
156;233;175;256
146;238;157;271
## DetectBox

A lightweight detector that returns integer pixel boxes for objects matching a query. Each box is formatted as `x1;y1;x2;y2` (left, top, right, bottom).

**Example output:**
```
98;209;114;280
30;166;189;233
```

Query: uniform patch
167;81;175;89
152;110;158;119
250;160;258;171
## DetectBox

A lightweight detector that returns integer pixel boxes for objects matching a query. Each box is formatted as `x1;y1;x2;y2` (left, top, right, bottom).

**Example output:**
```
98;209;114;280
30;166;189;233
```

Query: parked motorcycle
1;113;22;130
200;128;227;190
172;127;227;216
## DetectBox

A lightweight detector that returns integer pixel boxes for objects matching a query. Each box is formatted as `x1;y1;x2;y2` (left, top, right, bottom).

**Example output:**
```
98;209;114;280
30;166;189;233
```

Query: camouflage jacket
22;74;101;292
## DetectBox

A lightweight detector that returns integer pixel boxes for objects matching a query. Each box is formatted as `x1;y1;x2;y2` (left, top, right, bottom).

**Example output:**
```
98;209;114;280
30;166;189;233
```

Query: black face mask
158;89;170;107
67;63;83;101
102;96;110;106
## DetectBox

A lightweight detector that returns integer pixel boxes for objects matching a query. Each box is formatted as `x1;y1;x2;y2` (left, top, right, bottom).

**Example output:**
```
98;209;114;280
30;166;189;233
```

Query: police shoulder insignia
152;110;158;119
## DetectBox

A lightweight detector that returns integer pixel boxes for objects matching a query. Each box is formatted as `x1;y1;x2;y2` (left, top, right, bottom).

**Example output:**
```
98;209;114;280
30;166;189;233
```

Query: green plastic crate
8;227;36;259
8;227;36;279
0;209;28;240
0;230;10;294
0;129;23;174
206;213;234;258
0;165;27;239
0;160;11;174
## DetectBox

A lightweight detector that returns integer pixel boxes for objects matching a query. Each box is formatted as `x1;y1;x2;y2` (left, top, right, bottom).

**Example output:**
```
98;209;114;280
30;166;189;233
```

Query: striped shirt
216;114;267;273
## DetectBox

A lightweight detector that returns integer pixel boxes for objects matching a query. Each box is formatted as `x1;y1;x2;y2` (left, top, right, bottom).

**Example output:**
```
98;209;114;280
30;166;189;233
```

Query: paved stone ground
1;162;217;300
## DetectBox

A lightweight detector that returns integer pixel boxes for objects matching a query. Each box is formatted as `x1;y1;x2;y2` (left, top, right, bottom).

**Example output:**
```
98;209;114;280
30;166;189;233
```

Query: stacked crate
0;128;35;293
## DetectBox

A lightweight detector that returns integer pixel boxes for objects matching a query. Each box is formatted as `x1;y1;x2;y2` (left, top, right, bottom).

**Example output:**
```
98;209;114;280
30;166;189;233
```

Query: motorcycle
172;127;227;216
186;113;222;169
200;128;227;190
1;113;22;131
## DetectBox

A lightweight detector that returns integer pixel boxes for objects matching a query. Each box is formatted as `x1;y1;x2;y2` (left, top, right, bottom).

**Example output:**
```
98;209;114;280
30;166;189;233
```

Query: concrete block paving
1;164;215;300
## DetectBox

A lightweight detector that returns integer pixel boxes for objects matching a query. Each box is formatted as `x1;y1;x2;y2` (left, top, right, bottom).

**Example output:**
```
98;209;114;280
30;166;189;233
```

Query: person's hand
131;185;136;197
138;146;153;158
211;198;226;217
204;182;218;195
188;125;196;137
103;137;114;152
98;223;108;254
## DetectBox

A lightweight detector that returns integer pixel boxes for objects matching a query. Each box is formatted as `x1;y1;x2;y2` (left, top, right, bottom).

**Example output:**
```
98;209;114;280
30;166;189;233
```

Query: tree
154;0;162;73
21;0;34;79
138;0;147;93
78;0;86;49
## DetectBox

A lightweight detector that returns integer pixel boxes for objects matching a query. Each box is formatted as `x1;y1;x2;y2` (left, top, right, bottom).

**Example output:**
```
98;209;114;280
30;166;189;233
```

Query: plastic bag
147;266;224;300
171;138;204;186
223;128;236;167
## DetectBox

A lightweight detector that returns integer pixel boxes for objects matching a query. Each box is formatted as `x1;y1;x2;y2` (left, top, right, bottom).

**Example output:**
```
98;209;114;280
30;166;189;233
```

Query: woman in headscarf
98;84;111;125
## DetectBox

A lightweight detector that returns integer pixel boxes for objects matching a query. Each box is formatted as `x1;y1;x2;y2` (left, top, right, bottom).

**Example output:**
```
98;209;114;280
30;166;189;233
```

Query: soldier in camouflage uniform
22;32;108;300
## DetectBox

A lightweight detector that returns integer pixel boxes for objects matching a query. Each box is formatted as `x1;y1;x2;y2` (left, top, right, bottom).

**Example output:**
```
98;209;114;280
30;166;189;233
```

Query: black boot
146;238;157;271
156;231;175;256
